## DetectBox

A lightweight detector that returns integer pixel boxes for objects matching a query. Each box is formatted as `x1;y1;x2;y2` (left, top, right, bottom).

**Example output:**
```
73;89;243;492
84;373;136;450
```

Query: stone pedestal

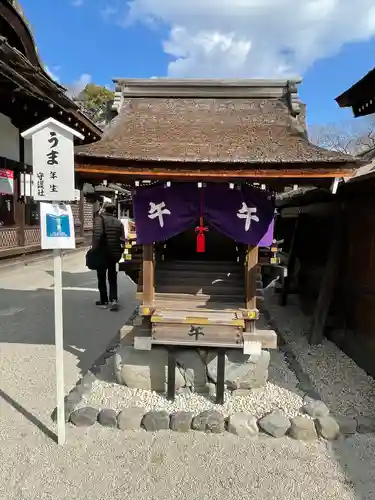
114;344;270;394
206;349;270;390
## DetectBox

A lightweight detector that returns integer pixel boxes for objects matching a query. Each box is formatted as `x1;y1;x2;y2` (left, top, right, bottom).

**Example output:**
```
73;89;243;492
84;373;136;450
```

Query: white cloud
123;0;375;78
44;66;92;97
65;73;92;97
45;66;60;83
71;0;84;6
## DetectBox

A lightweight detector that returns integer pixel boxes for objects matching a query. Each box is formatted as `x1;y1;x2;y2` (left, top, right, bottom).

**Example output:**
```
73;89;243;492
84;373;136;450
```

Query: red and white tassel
195;216;208;253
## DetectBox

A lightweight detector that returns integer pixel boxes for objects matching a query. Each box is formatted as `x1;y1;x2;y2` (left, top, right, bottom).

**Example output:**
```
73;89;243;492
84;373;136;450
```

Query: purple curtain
133;183;199;245
133;183;274;246
203;184;274;246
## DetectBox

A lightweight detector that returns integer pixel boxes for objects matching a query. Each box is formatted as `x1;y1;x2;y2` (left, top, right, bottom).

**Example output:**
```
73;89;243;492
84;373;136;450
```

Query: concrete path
0;250;374;500
0;249;138;444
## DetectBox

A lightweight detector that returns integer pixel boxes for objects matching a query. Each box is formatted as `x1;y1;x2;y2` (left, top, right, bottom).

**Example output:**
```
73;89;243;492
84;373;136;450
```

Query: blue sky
22;0;375;127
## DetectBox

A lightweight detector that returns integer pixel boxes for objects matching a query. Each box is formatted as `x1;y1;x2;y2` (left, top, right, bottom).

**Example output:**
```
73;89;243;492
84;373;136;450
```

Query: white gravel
264;289;375;417
78;349;305;418
3;429;373;500
2;259;375;499
78;287;375;422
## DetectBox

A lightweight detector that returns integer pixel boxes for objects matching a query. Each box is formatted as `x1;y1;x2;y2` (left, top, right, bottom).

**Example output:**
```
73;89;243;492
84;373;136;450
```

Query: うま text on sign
21;118;84;202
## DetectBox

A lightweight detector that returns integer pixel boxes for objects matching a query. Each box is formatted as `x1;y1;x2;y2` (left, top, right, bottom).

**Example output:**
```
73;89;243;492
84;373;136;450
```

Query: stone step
155;275;243;288
156;284;245;297
158;260;242;272
155;268;242;279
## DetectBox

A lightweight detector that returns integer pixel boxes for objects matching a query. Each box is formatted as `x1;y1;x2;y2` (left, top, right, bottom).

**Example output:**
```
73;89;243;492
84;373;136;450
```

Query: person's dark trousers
96;259;118;303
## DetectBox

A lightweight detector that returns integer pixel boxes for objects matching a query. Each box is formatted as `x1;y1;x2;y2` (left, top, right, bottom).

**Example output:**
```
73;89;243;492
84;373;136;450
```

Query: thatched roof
75;79;354;165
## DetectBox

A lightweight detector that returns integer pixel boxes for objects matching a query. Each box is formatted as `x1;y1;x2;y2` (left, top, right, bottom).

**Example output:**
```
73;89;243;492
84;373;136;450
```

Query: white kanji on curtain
148;201;171;227
236;202;259;231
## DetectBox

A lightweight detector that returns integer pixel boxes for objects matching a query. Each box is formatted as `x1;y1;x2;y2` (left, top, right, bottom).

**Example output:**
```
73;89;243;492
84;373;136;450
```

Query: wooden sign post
21;118;84;445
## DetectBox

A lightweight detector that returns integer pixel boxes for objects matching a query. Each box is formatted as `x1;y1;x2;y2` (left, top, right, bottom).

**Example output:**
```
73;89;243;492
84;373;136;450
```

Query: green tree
75;84;115;126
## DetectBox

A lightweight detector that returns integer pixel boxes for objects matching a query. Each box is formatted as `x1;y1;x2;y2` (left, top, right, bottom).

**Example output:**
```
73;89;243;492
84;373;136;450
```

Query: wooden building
74;78;357;402
277;66;375;376
277;168;375;377
0;0;102;258
336;66;375;117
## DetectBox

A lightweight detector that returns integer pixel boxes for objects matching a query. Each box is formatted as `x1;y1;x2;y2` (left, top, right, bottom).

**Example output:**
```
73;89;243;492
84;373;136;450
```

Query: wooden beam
353;101;375;118
280;215;302;306
76;163;356;180
280;202;340;218
308;214;343;345
142;244;154;306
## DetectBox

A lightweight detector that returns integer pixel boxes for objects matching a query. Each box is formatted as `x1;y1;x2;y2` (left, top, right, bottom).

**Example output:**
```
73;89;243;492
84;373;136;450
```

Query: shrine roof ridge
112;77;303;99
113;78;303;86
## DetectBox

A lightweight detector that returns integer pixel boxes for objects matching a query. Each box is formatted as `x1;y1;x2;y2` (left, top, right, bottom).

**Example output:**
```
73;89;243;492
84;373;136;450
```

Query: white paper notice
40;202;76;250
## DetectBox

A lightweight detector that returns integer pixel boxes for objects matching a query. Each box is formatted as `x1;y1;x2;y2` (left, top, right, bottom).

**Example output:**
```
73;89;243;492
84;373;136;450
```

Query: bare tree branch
309;116;375;155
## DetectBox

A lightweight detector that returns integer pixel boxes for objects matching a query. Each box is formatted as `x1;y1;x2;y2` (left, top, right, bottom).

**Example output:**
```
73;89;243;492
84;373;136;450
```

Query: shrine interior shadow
154;224;248;310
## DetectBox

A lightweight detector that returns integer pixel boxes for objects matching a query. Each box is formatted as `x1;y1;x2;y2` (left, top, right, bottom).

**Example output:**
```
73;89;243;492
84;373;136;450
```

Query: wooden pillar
245;245;259;310
167;348;176;401
280;215;301;306
216;348;226;405
142;244;154;306
15;135;25;247
309;213;343;345
79;190;85;238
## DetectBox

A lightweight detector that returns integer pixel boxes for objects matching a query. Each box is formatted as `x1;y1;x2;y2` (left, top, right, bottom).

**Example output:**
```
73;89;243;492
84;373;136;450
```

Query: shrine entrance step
154;259;244;298
157;260;242;271
154;284;244;297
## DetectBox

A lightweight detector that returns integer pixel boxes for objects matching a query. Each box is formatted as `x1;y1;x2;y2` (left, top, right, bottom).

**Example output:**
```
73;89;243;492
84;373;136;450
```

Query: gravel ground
1;427;374;500
2;255;375;499
264;289;375;418
78;349;305;418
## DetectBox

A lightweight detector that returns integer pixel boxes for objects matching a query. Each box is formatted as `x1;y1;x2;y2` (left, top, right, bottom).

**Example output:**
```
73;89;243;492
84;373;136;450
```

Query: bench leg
167;348;176;401
216;348;226;405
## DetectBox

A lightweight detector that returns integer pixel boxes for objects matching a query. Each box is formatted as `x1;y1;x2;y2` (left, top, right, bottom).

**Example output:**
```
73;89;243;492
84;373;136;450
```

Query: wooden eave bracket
330;177;341;194
286;80;302;116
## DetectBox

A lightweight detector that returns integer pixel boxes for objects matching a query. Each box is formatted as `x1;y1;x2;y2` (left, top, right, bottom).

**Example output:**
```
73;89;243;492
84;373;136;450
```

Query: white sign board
120;217;129;239
21;118;84;202
40;202;76;250
243;339;262;356
0;169;14;195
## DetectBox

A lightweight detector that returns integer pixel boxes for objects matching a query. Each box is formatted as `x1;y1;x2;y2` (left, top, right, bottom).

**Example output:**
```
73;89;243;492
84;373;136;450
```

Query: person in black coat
92;203;125;311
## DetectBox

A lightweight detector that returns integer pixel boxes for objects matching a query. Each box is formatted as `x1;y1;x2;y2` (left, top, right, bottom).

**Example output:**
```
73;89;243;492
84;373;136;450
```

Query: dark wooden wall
278;190;375;376
341;202;375;340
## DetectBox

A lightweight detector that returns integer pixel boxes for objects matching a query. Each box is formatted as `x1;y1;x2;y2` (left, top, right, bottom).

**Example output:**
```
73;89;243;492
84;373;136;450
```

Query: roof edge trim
111;77;303;111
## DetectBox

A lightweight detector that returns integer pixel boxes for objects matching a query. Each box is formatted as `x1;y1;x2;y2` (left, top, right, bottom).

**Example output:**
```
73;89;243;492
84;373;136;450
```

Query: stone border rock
51;307;139;424
61;398;372;440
